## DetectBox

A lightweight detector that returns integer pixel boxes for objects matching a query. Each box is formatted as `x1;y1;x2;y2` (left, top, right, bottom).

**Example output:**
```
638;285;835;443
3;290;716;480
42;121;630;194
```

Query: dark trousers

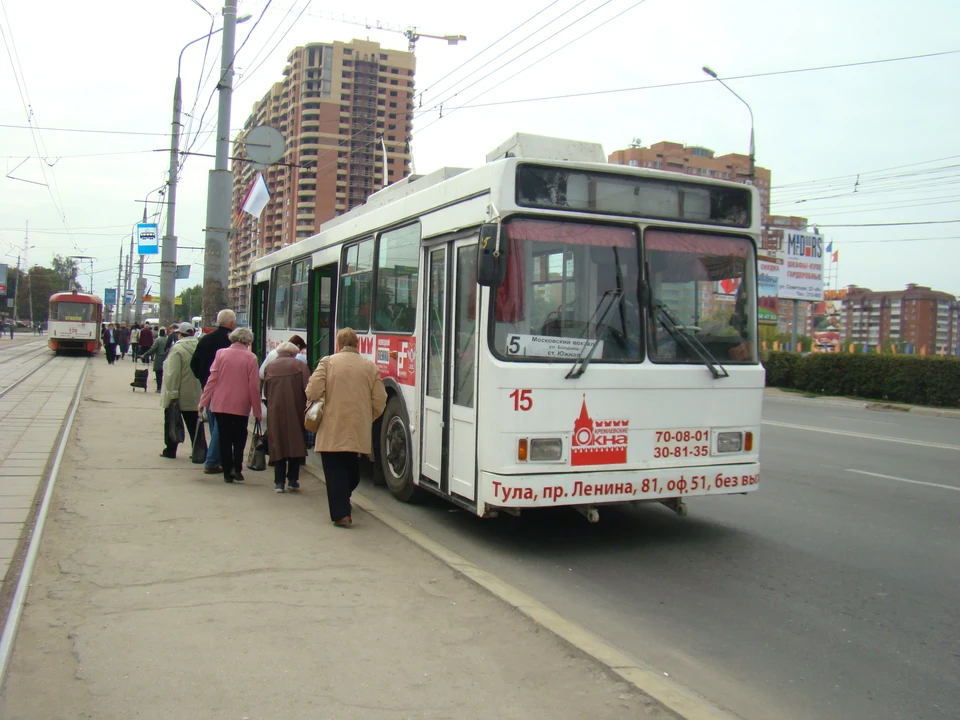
320;452;360;522
105;343;117;364
163;409;198;457
273;458;303;487
215;413;248;479
155;368;164;392
119;342;129;357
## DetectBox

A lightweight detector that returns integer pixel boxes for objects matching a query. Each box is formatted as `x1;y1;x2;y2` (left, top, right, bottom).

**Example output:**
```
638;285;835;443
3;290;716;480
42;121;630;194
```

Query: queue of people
145;310;385;527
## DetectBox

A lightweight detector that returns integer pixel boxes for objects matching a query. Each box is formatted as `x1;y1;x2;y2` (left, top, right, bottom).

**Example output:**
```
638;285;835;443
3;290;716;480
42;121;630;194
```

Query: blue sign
104;288;116;305
137;223;159;255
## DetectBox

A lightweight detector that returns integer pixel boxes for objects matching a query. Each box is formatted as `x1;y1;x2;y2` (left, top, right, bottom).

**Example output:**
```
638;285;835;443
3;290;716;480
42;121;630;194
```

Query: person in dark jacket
138;324;154;362
141;328;168;392
190;309;236;474
116;323;130;359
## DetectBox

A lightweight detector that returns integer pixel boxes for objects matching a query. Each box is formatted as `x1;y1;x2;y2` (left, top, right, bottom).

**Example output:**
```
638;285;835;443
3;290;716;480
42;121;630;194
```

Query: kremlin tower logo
571;396;629;467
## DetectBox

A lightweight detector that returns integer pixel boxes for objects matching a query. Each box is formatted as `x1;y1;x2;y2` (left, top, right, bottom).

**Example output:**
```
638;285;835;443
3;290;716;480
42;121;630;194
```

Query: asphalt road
360;396;960;720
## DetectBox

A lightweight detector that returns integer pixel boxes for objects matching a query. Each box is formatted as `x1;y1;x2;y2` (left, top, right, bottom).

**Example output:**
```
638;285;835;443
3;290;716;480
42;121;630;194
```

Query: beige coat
306;347;387;454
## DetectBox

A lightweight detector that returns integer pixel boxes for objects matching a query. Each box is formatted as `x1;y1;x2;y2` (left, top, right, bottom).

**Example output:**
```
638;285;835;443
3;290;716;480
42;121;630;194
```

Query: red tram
48;291;103;354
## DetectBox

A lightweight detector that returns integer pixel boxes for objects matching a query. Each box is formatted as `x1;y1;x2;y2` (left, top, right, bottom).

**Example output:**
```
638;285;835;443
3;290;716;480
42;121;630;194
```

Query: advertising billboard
778;231;824;301
0;263;7;294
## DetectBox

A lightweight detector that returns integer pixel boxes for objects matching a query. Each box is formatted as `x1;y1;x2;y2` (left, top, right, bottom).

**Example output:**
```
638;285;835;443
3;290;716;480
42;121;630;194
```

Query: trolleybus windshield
51;301;95;322
492;218;642;363
646;229;756;365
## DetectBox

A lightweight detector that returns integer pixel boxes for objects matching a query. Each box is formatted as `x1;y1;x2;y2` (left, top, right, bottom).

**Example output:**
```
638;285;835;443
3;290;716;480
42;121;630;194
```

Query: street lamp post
702;66;755;181
162;10;251;328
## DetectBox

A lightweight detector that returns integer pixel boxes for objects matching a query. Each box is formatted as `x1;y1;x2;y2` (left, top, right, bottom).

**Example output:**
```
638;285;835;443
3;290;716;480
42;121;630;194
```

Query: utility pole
134;256;146;323
116;246;124;322
12;252;20;323
202;0;240;326
25;223;33;325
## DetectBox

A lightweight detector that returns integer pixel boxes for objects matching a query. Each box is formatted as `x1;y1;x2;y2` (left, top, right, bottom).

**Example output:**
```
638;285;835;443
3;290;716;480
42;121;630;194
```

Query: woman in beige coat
159;323;202;459
306;327;386;526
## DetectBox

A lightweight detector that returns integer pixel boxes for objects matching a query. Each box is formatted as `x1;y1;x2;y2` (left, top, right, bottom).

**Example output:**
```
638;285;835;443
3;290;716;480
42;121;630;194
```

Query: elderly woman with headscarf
198;327;262;484
263;342;312;493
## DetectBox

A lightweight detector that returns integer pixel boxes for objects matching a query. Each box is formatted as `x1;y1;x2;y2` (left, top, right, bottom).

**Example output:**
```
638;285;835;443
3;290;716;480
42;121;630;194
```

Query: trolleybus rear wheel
380;396;419;502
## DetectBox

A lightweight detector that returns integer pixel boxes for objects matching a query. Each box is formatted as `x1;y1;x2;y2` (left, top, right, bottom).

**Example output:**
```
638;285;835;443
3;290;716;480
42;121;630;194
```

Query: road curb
302;464;739;720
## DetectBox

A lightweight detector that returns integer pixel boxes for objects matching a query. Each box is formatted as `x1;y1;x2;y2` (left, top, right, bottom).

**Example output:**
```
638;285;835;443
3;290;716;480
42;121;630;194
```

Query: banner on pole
175;265;191;280
104;288;117;305
240;173;270;217
136;223;159;255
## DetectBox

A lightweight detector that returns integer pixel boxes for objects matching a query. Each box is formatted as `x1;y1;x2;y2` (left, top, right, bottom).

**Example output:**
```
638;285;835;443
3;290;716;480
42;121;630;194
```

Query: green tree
50;255;81;293
177;284;203;319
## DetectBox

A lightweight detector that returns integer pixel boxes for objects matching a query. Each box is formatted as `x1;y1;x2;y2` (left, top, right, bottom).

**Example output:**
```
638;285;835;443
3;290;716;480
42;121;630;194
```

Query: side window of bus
290;258;311;330
271;263;292;328
339;239;374;331
375;223;420;333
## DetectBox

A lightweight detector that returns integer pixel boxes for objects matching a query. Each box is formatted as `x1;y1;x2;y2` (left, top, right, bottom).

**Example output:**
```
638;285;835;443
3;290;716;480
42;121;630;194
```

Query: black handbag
191;420;208;464
246;419;267;471
165;401;185;446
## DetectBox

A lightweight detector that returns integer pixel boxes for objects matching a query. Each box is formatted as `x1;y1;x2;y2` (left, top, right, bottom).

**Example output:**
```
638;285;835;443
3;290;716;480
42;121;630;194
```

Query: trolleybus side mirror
477;222;507;287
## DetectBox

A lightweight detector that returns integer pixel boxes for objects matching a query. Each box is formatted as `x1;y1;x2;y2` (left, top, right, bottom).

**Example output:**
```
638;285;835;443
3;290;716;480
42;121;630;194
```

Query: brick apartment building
840;284;960;355
228;39;415;311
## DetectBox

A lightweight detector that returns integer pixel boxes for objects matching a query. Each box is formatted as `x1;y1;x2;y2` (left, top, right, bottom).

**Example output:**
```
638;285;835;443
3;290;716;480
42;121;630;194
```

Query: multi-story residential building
228;39;415;311
841;284;959;355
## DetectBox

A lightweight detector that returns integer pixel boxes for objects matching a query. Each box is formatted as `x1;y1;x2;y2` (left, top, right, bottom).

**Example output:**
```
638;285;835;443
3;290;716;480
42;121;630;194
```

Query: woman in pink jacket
198;327;262;483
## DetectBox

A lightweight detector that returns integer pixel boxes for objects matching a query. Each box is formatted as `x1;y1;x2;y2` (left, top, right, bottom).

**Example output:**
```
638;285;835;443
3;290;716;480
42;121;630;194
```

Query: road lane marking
762;420;960;452
827;415;897;425
845;469;960;493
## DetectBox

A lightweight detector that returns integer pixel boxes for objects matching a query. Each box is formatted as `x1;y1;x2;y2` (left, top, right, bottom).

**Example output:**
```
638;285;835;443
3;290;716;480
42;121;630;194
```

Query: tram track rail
0;341;50;366
0;353;60;400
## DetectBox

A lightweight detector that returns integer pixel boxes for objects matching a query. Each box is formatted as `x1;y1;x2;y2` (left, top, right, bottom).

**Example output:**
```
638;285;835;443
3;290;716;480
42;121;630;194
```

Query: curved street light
160;14;252;326
702;66;755;181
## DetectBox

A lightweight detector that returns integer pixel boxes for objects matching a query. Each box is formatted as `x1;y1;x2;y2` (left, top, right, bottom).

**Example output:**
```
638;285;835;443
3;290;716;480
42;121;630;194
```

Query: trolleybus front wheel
379;396;420;502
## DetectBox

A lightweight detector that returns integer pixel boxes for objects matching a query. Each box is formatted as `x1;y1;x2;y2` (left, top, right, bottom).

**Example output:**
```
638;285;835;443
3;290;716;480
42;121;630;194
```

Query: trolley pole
201;0;240;326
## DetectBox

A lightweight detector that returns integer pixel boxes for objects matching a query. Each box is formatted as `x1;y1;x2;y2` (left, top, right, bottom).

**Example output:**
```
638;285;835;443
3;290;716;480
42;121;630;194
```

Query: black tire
379;395;420;502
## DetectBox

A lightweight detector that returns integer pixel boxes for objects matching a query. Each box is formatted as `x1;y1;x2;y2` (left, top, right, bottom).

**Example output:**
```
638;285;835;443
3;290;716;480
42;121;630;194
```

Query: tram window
375;223;420;333
271;263;292;328
51;302;94;322
290;258;311;329
339;239;374;331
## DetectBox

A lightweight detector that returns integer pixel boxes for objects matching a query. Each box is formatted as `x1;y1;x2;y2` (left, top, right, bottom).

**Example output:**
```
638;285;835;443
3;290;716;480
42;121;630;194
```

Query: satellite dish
243;125;285;169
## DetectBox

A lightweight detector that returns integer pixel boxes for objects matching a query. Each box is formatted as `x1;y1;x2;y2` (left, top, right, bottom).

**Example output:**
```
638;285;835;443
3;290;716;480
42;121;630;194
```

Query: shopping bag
191;420;208;464
246;419;267;471
304;399;323;433
165;401;185;446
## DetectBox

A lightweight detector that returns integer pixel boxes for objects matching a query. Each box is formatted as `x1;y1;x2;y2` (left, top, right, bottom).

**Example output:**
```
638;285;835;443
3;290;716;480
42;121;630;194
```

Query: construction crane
316;13;466;53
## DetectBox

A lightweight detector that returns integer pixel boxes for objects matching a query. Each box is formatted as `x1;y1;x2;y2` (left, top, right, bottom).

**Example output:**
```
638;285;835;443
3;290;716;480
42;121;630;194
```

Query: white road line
762;420;960;451
845;469;960;493
827;415;897;426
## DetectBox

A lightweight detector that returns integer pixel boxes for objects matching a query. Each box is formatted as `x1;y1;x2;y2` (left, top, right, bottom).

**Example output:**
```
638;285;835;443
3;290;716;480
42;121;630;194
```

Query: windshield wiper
565;289;623;379
655;301;729;379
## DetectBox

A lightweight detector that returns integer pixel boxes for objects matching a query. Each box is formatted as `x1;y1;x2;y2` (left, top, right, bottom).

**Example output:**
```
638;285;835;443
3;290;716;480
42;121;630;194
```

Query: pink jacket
198;343;262;420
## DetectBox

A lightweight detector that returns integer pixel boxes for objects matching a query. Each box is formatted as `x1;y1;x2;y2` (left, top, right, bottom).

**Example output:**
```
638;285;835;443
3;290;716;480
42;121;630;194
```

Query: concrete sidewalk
0;357;678;719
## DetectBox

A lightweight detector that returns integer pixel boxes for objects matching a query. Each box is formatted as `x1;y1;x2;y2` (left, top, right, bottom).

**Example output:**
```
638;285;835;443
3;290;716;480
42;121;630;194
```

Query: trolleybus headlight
716;431;743;453
529;438;563;462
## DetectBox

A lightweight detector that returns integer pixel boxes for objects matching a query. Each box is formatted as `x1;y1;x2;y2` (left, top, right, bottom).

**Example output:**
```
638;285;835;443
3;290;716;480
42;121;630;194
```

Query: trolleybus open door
421;238;479;502
251;280;269;362
307;263;337;368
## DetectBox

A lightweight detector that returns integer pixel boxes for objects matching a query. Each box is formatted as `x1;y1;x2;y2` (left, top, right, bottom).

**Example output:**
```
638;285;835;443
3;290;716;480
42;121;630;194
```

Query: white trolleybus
249;134;762;521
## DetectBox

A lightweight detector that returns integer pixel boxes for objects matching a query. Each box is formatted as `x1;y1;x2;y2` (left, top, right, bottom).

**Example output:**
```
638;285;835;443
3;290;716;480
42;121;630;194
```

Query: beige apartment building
228;39;415;311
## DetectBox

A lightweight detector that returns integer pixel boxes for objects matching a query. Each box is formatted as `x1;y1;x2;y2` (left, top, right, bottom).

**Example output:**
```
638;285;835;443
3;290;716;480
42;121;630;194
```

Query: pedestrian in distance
130;323;141;359
159;323;202;459
117;322;130;359
138;323;154;363
263;342;311;493
7;322;13;340
197;326;261;484
190;309;236;476
102;323;119;364
306;327;386;527
141;328;168;392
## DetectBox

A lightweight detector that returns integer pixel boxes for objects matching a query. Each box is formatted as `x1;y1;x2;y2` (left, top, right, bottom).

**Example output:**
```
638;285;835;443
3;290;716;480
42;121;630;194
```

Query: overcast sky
1;0;958;300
